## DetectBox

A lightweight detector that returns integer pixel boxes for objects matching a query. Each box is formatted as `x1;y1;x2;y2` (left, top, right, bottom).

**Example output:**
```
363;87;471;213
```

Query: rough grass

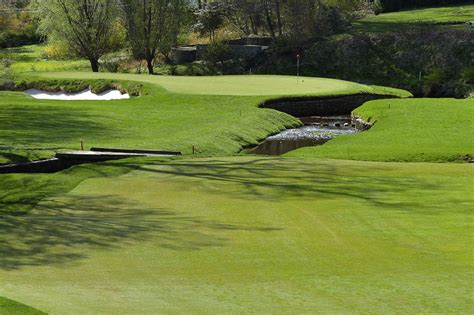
0;297;46;315
353;4;474;32
0;45;89;73
0;157;472;313
285;98;474;162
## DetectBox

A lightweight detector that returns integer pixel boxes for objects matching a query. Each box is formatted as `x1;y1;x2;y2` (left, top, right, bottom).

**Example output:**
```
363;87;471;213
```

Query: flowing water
249;116;357;155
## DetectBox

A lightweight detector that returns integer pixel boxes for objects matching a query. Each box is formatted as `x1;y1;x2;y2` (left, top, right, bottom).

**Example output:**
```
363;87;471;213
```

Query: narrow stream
249;116;357;155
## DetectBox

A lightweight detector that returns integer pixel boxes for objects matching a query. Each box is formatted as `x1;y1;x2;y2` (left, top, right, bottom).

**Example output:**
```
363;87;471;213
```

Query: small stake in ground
80;140;84;151
192;145;195;155
296;54;300;85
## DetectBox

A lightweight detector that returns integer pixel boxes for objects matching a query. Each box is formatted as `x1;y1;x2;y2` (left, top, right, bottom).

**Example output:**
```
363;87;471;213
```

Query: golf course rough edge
285;98;474;162
0;297;46;315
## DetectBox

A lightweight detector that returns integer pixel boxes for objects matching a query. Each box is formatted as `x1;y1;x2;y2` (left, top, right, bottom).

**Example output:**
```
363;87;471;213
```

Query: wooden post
296;54;300;85
192;145;195;155
80;140;84;151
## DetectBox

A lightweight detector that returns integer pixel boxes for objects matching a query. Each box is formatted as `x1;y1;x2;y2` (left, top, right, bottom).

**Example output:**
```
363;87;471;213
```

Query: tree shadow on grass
0;157;469;270
0;192;281;270
0;106;116;147
115;157;466;213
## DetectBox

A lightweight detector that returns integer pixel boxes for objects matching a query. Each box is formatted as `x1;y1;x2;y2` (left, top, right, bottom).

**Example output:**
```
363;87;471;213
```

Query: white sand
25;88;130;101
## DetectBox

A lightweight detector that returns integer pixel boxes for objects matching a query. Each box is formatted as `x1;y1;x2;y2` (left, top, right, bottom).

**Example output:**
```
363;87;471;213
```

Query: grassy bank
1;157;472;313
286;98;474;162
0;297;45;315
0;75;410;164
353;4;474;32
0;82;300;164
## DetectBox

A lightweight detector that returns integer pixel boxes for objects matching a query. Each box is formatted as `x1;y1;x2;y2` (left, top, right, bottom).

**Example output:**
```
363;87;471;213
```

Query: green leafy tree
33;0;119;72
120;0;187;74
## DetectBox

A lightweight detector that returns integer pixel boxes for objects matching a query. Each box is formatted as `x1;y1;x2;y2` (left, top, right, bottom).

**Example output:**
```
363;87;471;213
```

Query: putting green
1;157;472;313
34;72;411;97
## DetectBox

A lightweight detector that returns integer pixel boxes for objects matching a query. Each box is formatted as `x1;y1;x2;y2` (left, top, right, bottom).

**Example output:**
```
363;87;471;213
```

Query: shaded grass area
353;4;474;33
0;158;154;215
0;297;46;315
286;98;474;162
0;81;301;164
0;157;472;313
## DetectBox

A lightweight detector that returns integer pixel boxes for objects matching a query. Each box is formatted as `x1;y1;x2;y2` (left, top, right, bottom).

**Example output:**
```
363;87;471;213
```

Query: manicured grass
286;98;474;162
0;74;410;164
0;83;300;164
34;72;412;97
353;4;474;32
0;297;45;315
0;157;472;313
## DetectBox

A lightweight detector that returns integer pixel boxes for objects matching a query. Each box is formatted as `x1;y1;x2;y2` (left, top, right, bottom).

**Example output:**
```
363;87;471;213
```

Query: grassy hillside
1;157;472;313
353;4;474;32
0;297;45;315
0;84;299;164
286;98;474;162
0;75;410;164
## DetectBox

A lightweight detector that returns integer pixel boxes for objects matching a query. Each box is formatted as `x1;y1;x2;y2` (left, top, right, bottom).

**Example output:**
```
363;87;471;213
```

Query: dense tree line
31;0;356;72
195;0;352;45
0;0;39;47
33;0;189;73
23;0;473;75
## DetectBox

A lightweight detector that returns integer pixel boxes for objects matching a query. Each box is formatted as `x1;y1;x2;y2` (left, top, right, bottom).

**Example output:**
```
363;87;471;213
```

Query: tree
34;0;119;72
120;0;186;75
193;2;225;42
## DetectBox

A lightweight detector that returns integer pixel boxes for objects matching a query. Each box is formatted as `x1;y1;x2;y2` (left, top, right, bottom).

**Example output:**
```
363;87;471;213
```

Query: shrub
0;58;16;89
461;67;474;85
42;42;70;60
203;42;232;64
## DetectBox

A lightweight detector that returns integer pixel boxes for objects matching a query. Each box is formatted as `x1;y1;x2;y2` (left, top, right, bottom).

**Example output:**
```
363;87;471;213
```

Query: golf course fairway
1;157;472;313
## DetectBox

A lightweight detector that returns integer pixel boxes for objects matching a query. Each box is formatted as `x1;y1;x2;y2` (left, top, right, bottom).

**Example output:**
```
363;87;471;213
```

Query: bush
461;67;474;85
0;30;41;48
203;42;232;64
42;42;71;60
0;58;16;89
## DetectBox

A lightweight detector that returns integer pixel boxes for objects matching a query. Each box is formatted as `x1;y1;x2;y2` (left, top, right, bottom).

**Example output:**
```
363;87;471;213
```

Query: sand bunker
25;88;130;101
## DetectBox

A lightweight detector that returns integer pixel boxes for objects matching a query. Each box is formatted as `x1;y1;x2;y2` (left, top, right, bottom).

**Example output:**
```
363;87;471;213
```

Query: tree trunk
275;0;283;36
263;1;276;39
146;58;154;75
89;58;99;72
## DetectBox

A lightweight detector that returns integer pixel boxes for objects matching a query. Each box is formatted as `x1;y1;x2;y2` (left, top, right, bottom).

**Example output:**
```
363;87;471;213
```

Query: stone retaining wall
259;94;397;117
